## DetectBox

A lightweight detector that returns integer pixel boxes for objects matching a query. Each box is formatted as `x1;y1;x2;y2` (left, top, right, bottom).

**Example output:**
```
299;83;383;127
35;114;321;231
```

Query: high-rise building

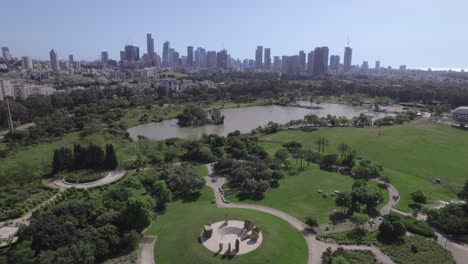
216;49;228;69
362;61;369;69
313;47;329;75
68;55;74;63
273;56;280;71
146;33;155;65
50;49;60;71
307;51;314;74
187;46;194;67
2;47;12;61
101;51;109;64
375;61;381;69
162;41;170;67
22;56;33;69
264;48;271;70
124;45;140;61
206;51;217;68
329;55;340;71
282;55;300;74
168;48;175;67
399;65;406;70
255;46;263;69
173;51;180;65
299;50;306;72
194;47;206;68
120;51;126;62
344;47;352;72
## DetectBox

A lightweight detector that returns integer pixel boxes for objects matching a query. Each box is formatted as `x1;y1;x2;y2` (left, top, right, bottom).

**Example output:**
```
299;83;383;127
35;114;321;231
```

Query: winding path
204;164;396;264
52;170;127;189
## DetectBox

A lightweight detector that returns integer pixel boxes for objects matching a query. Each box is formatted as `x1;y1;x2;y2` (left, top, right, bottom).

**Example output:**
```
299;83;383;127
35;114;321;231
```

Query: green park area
258;120;465;212
144;187;308;264
229;163;388;224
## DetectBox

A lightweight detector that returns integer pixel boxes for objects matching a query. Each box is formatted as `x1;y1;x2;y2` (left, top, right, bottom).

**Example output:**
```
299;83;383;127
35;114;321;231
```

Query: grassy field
260;120;465;211
228;163;388;224
194;164;209;177
145;187;308;264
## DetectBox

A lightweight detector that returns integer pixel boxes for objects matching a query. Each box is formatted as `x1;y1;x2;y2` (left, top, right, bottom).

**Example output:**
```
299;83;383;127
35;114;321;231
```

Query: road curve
204;164;395;264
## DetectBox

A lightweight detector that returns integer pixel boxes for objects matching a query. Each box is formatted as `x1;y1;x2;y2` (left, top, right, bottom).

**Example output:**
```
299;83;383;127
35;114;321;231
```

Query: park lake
128;102;402;141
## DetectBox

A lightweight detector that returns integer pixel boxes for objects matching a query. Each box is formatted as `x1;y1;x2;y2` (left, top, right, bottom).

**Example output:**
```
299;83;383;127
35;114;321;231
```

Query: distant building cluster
0;80;56;100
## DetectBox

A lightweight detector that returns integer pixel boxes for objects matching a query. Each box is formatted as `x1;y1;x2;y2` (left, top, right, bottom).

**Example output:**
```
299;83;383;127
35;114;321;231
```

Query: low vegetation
63;170;106;184
321;247;380;264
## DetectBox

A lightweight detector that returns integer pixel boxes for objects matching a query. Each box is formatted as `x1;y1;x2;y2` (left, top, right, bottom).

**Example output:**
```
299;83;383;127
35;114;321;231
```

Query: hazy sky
2;0;467;69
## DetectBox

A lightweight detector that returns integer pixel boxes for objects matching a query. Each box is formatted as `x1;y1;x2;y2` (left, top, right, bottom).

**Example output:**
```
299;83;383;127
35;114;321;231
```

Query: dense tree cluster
214;158;283;196
158;163;205;197
52;144;118;173
427;203;468;236
379;213;407;240
335;180;384;215
7;181;154;264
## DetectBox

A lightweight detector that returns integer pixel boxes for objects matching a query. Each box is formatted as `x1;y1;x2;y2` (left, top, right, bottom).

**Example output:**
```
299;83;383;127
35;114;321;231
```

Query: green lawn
228;163;388;224
145;188;308;264
260;120;465;211
194;164;209;177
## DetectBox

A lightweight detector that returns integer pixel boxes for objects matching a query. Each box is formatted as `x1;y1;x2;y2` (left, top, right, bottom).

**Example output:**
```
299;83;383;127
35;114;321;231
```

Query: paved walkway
52;170;127;189
204;164;395;264
139;235;157;264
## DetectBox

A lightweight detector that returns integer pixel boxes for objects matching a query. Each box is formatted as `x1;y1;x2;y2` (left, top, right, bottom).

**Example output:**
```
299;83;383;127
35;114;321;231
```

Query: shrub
402;217;435;237
306;217;318;227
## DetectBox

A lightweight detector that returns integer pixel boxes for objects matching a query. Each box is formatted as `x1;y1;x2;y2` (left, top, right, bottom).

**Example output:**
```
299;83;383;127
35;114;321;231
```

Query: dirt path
204;164;395;264
139;235;156;264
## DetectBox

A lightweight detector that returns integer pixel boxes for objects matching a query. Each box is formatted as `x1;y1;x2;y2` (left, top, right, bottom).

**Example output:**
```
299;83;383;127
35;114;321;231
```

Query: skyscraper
2;47;12;61
217;49;228;69
375;61;381;69
22;56;33;69
50;49;59;71
124;45;139;61
101;51;109;64
329;55;340;71
194;47;206;68
362;61;369;69
162;41;170;67
344;47;352;72
68;55;74;63
187;46;194;67
299;50;306;72
264;48;271;70
168;48;175;67
120;51;126;62
206;51;217;68
313;47;329;75
273;56;280;71
255;46;263;69
307;51;314;74
147;33;155;65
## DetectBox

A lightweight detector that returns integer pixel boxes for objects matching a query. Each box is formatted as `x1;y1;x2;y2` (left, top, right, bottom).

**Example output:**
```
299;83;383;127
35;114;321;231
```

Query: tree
458;180;468;202
104;144;118;170
274;148;290;167
379;213;406;240
8;241;35;264
153;180;172;205
335;192;352;213
410;190;427;204
119;198;152;231
321;154;338;169
337;143;350;160
351;212;369;229
159;164;205;195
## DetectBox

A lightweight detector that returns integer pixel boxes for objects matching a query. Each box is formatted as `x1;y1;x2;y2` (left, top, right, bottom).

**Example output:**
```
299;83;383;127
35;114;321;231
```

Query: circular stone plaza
200;219;263;255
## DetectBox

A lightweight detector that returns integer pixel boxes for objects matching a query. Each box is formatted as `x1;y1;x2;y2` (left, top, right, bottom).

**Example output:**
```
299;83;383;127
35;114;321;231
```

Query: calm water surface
128;102;399;140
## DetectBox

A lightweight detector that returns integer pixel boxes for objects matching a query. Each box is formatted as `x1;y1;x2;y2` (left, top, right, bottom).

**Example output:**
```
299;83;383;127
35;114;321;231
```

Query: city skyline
2;0;468;69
